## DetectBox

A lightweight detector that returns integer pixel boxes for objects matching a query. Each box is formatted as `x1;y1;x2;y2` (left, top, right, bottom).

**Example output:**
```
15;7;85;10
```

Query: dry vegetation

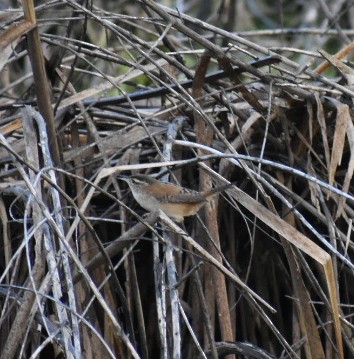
0;0;354;358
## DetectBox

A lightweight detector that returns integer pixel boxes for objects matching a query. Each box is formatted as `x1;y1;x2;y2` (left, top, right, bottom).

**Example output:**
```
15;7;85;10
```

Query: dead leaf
336;117;354;218
329;103;349;186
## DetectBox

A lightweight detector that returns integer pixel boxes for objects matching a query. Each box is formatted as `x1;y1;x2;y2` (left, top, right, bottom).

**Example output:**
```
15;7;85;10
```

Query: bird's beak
117;174;129;182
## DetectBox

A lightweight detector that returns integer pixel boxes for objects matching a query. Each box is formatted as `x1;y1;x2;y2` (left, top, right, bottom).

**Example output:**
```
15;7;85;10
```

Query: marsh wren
120;174;231;222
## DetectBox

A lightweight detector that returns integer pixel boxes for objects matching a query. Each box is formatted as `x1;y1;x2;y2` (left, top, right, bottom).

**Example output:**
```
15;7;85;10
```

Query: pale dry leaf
319;49;354;89
329;103;349;186
336;118;354;218
0;118;22;136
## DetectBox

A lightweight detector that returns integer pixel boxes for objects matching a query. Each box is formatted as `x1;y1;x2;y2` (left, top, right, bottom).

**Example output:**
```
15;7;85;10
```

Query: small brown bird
120;174;231;222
